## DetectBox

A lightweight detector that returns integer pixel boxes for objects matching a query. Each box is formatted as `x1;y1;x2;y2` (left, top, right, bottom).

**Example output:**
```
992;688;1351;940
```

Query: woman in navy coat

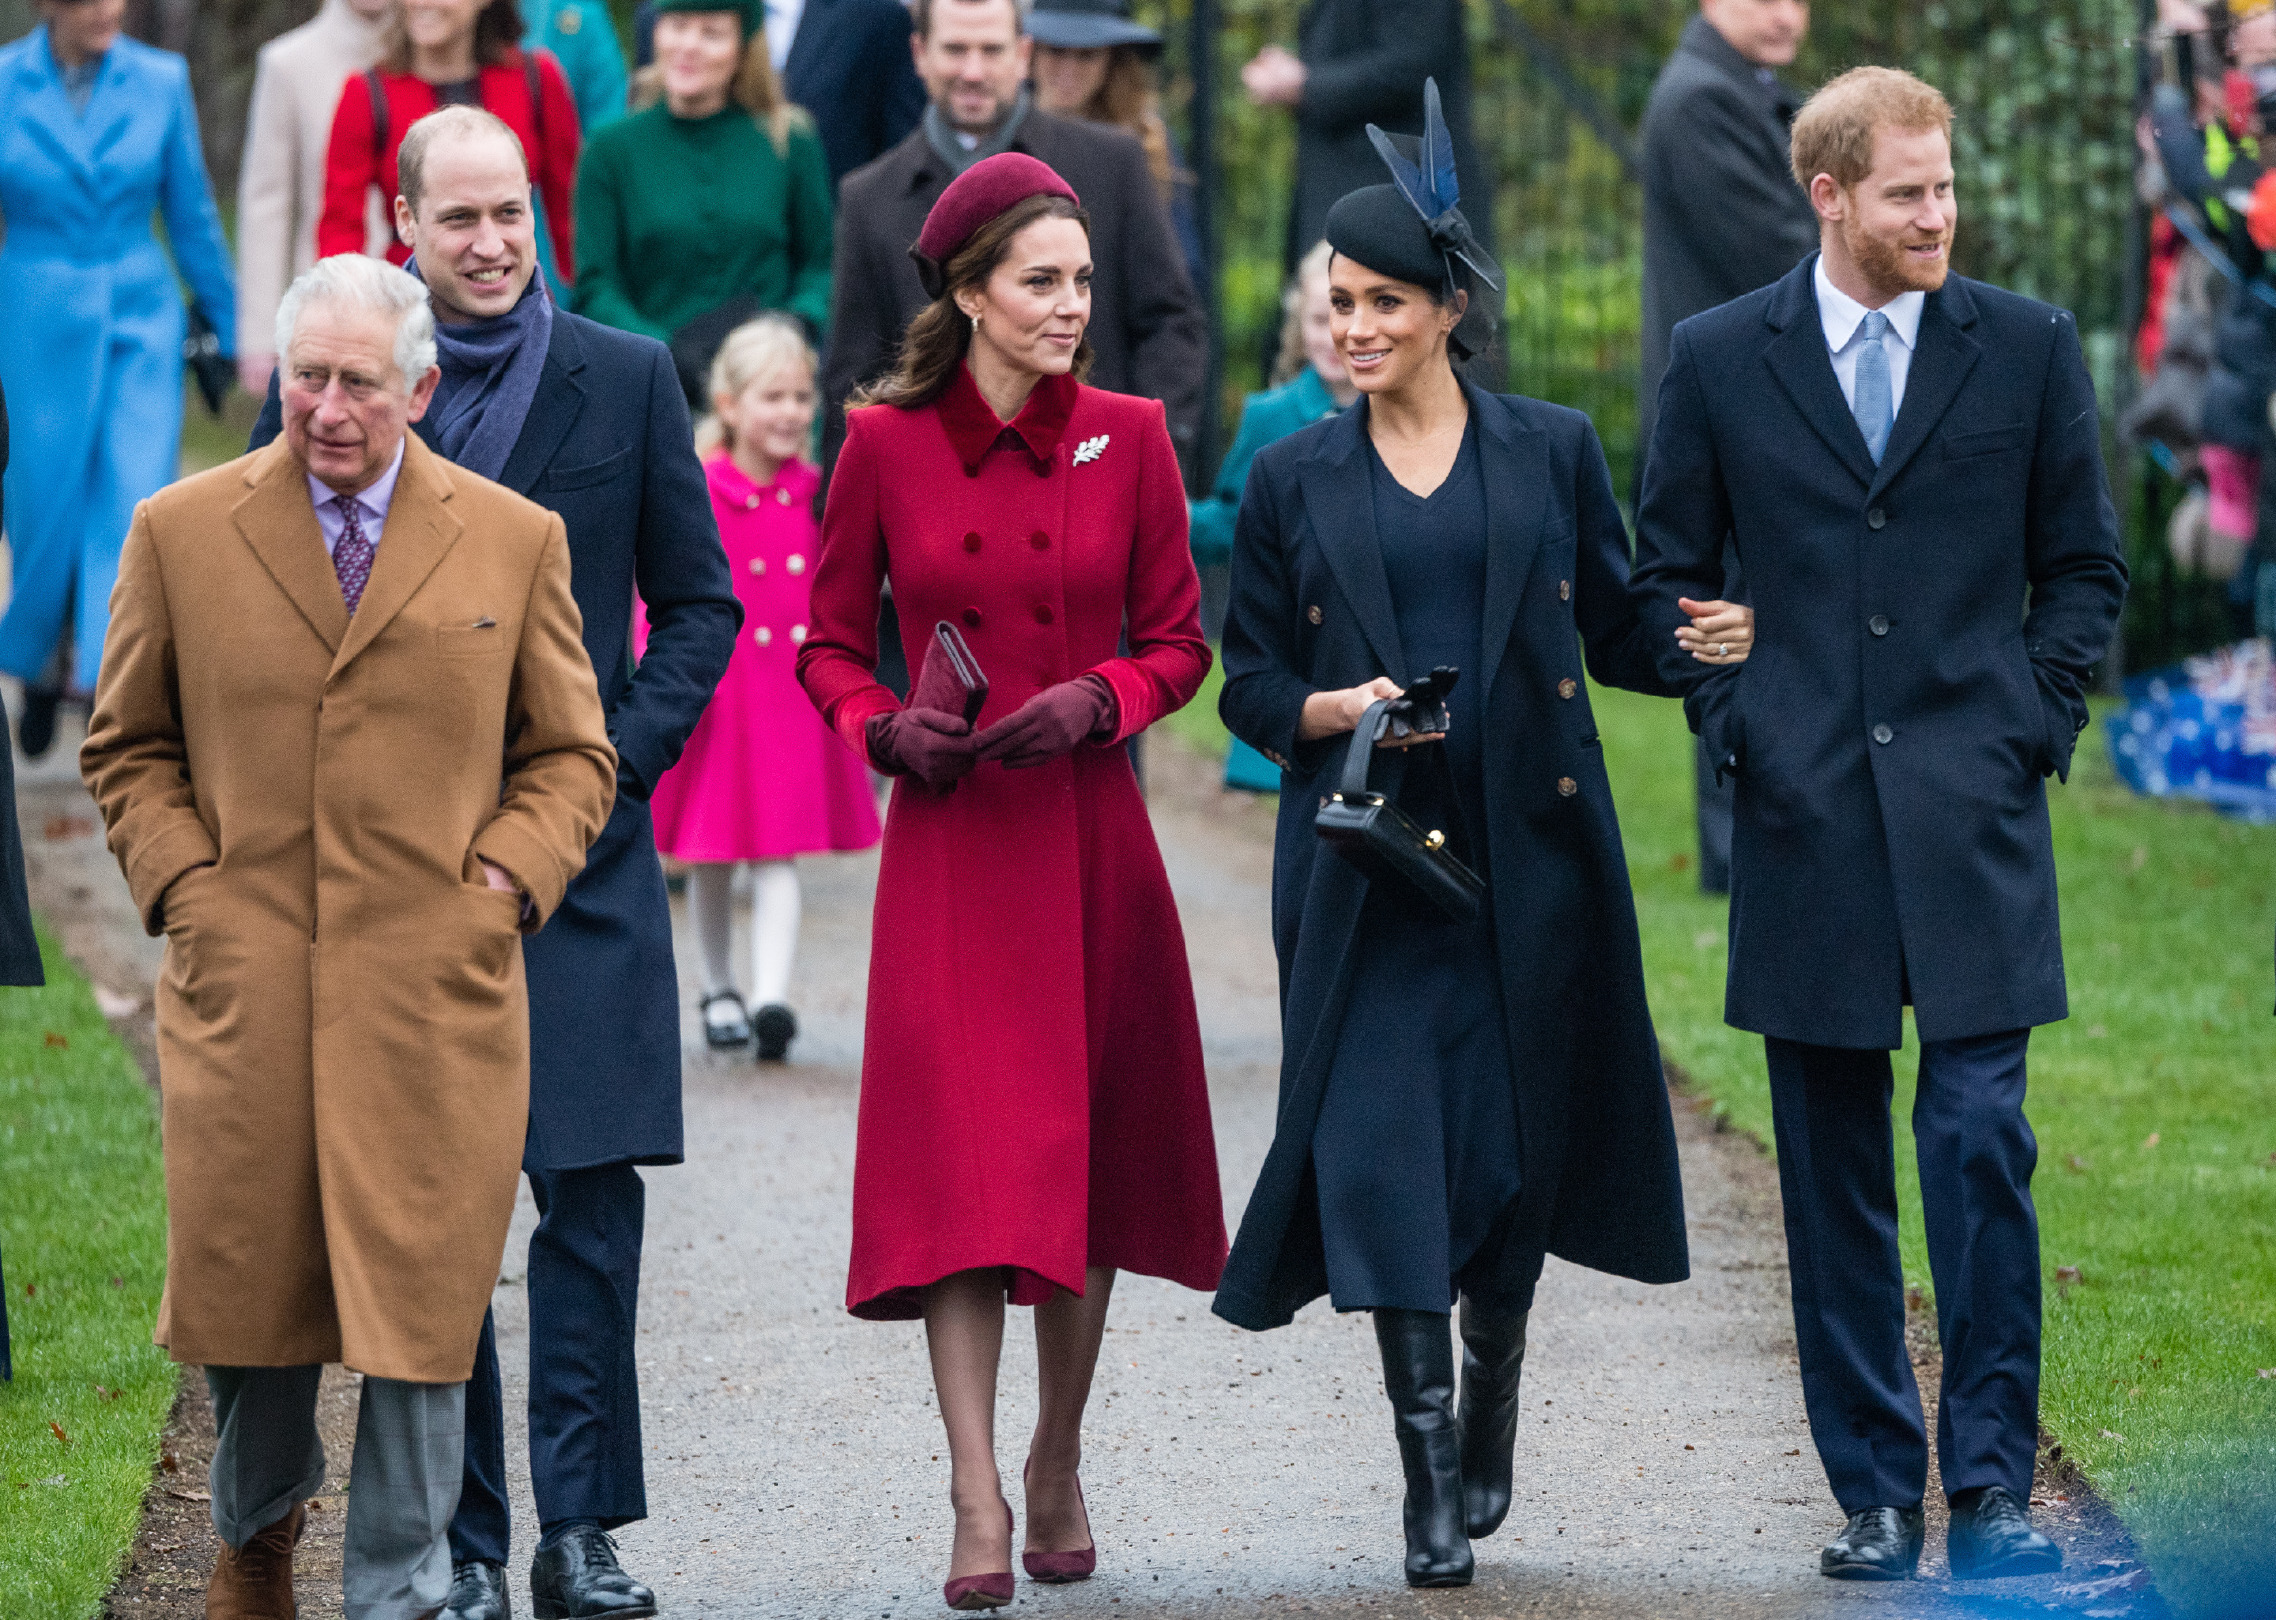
0;0;234;751
1211;114;1747;1589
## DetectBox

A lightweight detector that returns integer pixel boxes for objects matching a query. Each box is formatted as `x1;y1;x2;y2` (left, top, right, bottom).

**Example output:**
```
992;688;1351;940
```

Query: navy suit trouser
1;1233;12;1381
1765;1029;2042;1514
450;1164;648;1566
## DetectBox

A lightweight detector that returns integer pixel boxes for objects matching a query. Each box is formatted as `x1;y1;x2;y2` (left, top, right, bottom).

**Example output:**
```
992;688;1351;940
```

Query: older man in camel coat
82;253;616;1620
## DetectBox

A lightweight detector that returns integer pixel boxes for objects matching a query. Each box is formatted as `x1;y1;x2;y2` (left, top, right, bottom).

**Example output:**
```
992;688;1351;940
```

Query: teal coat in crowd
525;0;628;135
0;28;233;692
1192;367;1347;792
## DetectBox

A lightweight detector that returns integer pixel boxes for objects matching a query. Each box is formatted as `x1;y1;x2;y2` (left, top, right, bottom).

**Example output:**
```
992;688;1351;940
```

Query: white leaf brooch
1071;434;1110;467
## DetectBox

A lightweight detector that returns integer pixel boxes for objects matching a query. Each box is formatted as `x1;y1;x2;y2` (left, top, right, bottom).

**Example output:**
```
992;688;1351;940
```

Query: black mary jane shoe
1820;1505;1925;1580
446;1559;511;1620
1455;1293;1529;1539
1947;1485;2062;1579
1374;1308;1474;1587
529;1526;657;1619
700;990;753;1051
753;1001;798;1063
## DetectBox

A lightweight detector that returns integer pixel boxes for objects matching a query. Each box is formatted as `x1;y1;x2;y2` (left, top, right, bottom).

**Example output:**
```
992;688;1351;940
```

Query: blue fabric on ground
2105;638;2276;821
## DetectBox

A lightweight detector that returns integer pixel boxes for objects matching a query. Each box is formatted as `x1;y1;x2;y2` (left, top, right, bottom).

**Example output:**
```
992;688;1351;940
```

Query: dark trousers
450;1163;648;1566
1765;1029;2042;1514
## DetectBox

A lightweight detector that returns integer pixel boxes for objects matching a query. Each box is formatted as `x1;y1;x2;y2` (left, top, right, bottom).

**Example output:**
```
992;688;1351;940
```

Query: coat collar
495;308;587;496
1759;256;1981;495
1294;381;1546;698
935;363;1078;475
17;27;139;179
1677;13;1800;118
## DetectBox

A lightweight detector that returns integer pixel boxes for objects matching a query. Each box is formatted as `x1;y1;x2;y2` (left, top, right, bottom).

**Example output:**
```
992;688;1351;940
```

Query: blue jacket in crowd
525;0;628;136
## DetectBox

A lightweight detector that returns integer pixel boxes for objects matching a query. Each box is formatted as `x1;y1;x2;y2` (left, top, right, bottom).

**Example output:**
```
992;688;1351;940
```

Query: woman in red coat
799;154;1226;1611
318;0;578;284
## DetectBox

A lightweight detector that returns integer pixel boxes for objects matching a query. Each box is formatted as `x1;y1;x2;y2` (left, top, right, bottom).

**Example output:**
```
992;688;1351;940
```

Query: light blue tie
1852;310;1893;465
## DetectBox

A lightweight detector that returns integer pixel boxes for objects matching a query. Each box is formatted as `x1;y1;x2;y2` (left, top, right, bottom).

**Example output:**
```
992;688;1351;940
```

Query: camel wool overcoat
82;434;617;1384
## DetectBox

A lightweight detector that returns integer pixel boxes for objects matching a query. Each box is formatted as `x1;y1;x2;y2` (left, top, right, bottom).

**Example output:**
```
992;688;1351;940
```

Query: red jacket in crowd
318;50;579;278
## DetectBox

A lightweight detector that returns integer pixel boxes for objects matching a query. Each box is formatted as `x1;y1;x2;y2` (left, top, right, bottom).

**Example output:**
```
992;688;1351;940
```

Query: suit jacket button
1557;678;1577;699
964;531;982;553
1873;722;1894;744
1867;507;1887;530
1869;614;1890;636
1306;604;1323;625
1030;529;1051;550
1558;579;1571;601
1033;604;1054;625
963;607;982;628
1557;776;1578;796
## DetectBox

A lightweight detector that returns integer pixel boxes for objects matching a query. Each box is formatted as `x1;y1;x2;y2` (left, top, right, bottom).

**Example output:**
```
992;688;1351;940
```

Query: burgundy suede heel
943;1501;1015;1611
1021;1459;1098;1583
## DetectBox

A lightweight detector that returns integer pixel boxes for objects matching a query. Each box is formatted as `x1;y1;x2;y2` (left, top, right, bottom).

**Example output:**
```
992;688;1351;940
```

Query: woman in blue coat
0;0;234;754
1211;95;1748;1590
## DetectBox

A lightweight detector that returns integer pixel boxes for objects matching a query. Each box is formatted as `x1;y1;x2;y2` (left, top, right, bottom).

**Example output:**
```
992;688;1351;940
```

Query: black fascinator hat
1323;78;1502;362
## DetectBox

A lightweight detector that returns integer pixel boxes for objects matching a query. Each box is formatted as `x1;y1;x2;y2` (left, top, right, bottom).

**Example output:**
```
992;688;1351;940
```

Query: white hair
274;255;438;392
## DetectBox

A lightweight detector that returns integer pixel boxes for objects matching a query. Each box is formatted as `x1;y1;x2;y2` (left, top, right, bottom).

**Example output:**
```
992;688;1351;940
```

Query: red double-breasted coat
799;367;1227;1319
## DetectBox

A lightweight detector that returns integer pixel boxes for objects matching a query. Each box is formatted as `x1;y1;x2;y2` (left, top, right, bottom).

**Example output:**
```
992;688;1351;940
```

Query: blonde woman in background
638;317;879;1060
572;0;831;404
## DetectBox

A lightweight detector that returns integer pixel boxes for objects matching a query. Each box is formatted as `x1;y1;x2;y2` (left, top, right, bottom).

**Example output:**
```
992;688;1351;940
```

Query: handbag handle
1337;698;1396;799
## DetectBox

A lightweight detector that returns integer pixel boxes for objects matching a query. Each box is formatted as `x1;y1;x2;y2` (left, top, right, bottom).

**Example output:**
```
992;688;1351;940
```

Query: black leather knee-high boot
1373;1309;1474;1587
1456;1293;1529;1539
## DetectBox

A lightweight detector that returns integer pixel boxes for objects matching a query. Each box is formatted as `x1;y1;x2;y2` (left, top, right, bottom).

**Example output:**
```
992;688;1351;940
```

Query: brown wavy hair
382;0;528;73
1064;47;1187;202
852;193;1094;411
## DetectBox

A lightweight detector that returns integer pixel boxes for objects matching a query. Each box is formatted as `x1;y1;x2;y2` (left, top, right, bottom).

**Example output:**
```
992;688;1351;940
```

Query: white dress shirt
308;440;405;560
1815;256;1923;418
764;0;806;70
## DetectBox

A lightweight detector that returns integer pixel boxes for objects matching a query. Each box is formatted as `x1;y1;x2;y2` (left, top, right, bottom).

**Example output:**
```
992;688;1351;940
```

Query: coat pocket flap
545;447;633;492
1942;422;2027;460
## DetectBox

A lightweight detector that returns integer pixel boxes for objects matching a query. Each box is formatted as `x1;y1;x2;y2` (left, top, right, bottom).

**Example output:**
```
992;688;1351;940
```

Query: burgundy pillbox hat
909;153;1081;299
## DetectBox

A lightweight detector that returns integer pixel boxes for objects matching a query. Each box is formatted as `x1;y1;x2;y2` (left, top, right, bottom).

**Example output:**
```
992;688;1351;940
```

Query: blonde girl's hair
695;314;818;456
631;28;810;153
1272;239;1336;387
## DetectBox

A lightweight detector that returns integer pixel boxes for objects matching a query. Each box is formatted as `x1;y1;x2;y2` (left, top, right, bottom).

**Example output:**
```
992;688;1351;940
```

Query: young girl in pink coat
641;316;881;1060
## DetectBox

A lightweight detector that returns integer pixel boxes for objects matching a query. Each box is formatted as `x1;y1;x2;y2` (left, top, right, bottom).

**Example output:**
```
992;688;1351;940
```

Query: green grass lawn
1167;673;2274;1616
0;933;172;1618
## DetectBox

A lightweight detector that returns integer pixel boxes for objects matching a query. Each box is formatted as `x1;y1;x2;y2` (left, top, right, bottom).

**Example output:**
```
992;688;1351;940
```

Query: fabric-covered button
1558;678;1577;699
787;554;806;574
1556;776;1578;796
754;627;773;646
1873;722;1893;744
1867;508;1887;530
962;607;982;628
748;557;765;575
743;493;759;511
1030;529;1050;550
1034;604;1054;625
1869;614;1890;636
964;531;982;553
1306;604;1323;625
775;487;791;505
790;624;807;643
1558;579;1571;601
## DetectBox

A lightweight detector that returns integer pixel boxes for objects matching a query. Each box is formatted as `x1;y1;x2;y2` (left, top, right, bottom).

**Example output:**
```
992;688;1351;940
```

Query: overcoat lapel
1867;279;1982;501
497;316;587;497
333;438;465;675
1295;407;1407;681
232;440;350;656
1468;386;1548;704
1759;261;1878;490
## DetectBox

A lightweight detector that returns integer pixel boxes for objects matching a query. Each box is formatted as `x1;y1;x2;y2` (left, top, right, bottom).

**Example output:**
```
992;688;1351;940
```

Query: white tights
686;860;801;1008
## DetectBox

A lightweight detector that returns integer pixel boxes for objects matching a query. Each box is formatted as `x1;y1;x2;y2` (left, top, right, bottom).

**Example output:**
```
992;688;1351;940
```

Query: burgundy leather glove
974;676;1117;769
866;706;981;791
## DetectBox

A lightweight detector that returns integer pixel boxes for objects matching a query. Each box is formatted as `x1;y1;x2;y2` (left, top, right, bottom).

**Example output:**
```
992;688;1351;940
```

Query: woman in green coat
572;0;831;402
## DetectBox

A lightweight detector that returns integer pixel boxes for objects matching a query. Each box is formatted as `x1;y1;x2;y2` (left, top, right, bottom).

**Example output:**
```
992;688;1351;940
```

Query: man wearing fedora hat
821;0;1205;480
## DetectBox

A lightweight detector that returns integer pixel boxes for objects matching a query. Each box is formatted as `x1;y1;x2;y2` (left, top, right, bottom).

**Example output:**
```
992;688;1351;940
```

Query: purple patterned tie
331;493;374;615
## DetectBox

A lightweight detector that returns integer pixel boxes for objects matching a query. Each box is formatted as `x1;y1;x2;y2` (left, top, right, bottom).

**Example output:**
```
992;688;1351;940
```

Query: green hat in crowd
650;0;764;41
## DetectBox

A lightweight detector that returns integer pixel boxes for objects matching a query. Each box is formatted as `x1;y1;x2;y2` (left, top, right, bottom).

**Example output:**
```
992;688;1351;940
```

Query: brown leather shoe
206;1502;304;1619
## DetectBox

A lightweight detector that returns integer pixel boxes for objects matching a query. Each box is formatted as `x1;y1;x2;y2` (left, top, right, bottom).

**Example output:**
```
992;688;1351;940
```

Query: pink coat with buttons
799;368;1227;1320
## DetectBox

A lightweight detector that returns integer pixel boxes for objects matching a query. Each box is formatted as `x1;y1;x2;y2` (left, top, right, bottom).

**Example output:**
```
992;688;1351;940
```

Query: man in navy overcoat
254;109;738;1620
1633;68;2126;1584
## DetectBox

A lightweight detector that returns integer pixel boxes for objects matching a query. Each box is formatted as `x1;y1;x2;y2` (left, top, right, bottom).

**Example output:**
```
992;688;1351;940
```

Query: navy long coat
1630;259;2128;1051
1211;385;1690;1331
254;309;740;1169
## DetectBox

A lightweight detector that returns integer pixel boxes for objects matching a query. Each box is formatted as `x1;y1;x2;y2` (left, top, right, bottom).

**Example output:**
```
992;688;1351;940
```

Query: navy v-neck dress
1309;417;1524;1314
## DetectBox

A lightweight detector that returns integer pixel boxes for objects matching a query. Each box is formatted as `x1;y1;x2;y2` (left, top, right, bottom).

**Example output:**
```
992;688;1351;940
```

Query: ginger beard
1841;203;1952;299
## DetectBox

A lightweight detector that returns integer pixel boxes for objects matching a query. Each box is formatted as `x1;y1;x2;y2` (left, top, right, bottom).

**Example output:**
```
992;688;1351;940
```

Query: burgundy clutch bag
914;621;989;726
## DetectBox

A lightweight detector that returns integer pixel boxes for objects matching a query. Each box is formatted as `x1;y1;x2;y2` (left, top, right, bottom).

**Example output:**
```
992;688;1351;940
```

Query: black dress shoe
447;1559;511;1620
16;685;60;760
754;1002;797;1062
1947;1485;2062;1579
1455;1293;1528;1539
528;1527;656;1619
1374;1308;1474;1587
1820;1506;1925;1579
700;990;752;1051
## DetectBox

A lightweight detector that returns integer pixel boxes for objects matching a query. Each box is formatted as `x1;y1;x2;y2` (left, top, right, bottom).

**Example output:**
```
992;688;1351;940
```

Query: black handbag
183;304;231;418
1314;695;1485;923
